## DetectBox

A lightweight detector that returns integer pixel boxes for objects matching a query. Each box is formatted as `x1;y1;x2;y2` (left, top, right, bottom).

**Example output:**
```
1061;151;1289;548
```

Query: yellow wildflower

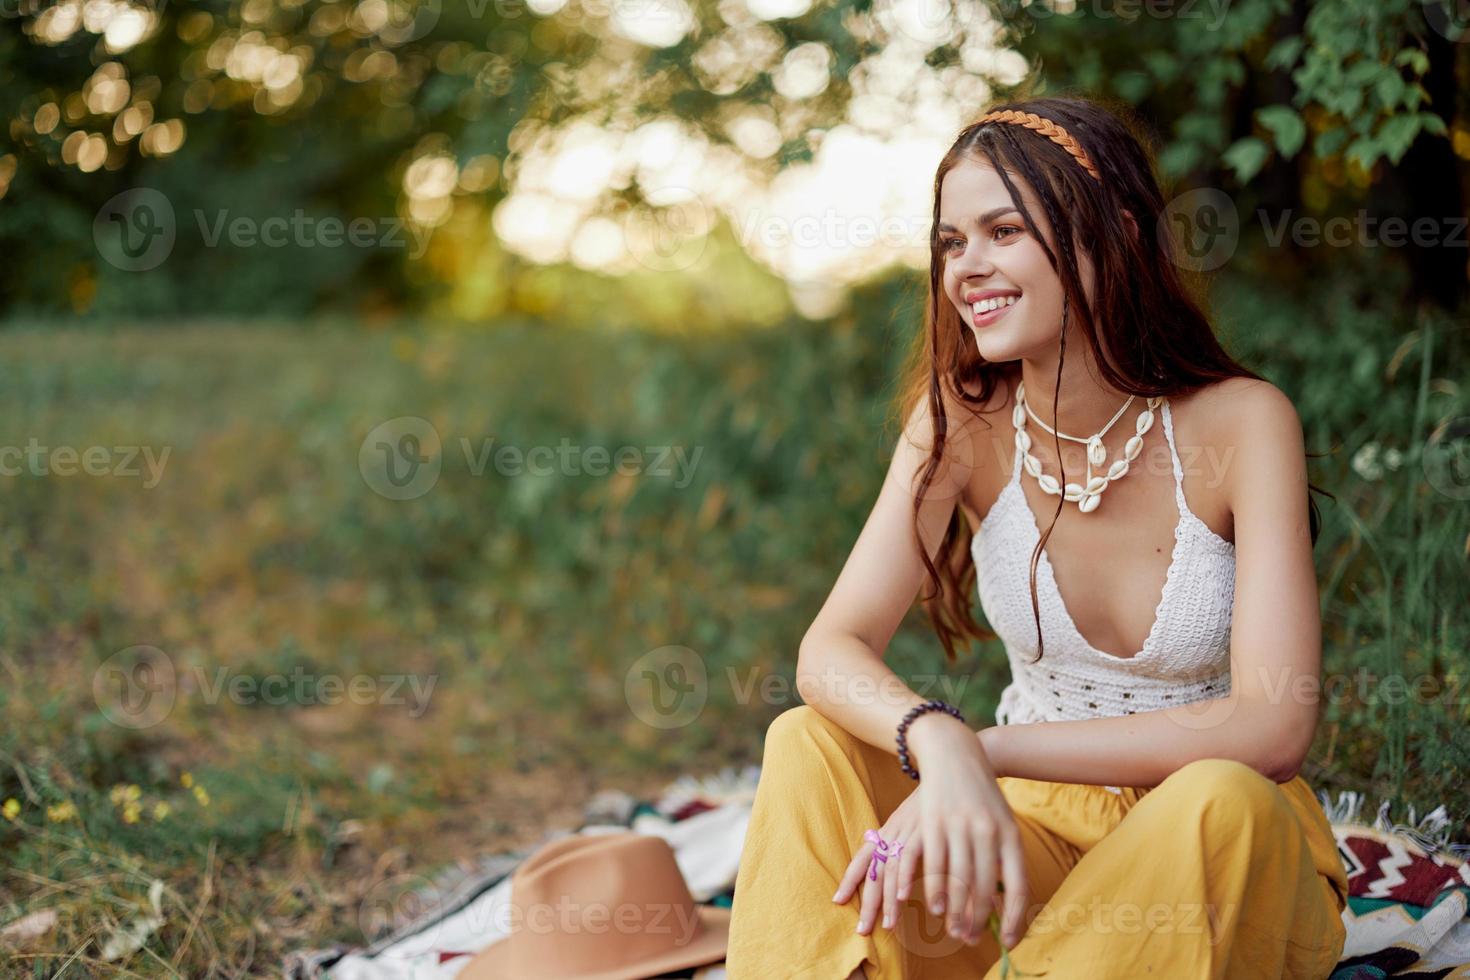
180;772;194;789
192;785;210;807
122;801;142;824
46;801;78;823
152;801;171;821
2;798;19;821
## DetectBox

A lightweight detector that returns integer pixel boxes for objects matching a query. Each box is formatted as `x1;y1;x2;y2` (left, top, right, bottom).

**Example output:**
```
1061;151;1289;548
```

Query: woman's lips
970;296;1018;328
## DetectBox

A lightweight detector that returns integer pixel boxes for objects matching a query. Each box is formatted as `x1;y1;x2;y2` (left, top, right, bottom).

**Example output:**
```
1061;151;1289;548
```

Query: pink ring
863;829;904;881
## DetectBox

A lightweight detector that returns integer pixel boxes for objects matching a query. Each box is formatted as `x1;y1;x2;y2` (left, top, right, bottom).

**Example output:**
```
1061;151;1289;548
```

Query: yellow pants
726;705;1349;980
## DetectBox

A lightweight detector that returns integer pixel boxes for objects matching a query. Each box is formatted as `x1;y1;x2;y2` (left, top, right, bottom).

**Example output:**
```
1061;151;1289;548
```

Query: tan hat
456;831;730;980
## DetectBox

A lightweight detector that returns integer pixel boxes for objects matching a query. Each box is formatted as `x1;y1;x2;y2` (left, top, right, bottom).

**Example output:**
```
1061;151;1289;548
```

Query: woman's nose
947;241;995;281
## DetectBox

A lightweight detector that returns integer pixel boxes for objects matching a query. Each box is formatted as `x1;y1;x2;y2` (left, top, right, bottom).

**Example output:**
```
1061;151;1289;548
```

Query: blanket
283;769;1470;979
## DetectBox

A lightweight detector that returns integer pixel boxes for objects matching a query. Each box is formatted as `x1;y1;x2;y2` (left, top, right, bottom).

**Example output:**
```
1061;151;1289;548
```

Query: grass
0;268;1465;975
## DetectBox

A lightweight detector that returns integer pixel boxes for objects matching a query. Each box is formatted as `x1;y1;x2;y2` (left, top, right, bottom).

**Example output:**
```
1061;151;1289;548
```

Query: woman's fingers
945;830;973;940
832;839;873;905
970;822;998;943
881;836;904;930
894;832;921;903
997;825;1031;948
923;818;947;918
856;851;885;934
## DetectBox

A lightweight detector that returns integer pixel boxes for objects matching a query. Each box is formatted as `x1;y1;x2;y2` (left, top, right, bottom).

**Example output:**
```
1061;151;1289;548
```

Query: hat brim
455;904;730;980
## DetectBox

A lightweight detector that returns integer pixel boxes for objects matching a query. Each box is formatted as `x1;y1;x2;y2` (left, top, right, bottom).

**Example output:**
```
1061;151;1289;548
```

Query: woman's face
938;155;1094;363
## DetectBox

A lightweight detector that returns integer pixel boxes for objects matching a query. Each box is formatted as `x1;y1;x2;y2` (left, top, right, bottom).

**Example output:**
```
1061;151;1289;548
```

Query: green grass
0;270;1465;975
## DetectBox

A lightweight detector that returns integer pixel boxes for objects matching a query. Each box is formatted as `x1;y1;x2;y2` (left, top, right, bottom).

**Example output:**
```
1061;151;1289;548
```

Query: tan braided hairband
975;109;1101;182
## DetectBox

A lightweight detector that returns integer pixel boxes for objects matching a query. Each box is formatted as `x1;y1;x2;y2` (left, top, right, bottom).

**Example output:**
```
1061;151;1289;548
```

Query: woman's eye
943;237;964;251
994;224;1022;241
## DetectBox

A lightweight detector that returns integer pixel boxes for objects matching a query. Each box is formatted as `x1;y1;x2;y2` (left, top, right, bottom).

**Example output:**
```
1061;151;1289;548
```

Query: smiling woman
724;96;1348;980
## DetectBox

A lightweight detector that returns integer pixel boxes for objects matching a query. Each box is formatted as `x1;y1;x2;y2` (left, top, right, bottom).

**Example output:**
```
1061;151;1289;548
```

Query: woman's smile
964;288;1022;328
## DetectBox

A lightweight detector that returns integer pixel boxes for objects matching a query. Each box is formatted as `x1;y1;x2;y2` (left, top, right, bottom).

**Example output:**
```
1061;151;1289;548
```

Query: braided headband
975;109;1101;182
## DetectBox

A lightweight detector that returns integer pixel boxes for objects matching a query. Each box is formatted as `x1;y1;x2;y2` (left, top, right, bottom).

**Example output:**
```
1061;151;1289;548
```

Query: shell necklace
1012;379;1163;513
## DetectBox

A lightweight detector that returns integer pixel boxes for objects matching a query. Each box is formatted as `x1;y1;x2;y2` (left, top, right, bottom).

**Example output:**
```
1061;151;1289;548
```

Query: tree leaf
1223;136;1271;183
1265;36;1304;71
1258;104;1307;158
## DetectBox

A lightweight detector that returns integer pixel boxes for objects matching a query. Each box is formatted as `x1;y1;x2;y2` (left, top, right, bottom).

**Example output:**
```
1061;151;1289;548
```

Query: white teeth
971;295;1018;315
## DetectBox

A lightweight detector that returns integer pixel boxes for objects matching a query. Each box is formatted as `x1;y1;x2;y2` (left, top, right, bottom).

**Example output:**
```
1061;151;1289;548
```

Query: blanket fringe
1316;788;1470;862
655;764;762;818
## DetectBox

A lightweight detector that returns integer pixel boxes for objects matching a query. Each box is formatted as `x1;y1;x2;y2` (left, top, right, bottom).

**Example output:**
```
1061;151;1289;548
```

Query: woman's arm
980;380;1325;786
796;392;995;762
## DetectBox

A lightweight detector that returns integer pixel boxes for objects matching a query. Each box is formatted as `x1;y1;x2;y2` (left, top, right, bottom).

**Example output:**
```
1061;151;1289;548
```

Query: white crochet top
970;398;1236;793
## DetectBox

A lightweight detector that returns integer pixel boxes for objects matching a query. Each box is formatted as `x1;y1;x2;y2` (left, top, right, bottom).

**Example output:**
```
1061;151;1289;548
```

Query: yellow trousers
726;705;1349;980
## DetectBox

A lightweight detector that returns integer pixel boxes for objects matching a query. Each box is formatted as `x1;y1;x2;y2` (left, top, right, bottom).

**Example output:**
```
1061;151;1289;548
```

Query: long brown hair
896;94;1333;665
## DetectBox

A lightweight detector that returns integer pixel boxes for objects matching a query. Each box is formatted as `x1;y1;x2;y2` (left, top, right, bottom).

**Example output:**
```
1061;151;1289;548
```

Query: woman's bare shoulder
1175;375;1300;444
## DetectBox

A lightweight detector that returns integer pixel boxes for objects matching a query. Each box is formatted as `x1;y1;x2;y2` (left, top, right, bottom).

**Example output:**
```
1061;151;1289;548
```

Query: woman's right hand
901;712;1030;947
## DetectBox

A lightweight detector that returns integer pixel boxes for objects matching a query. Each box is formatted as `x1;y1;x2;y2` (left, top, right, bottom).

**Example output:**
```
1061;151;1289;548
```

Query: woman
724;96;1349;979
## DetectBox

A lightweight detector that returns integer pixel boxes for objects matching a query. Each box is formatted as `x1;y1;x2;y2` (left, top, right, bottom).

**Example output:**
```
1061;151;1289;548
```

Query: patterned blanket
1321;790;1470;978
284;769;1470;979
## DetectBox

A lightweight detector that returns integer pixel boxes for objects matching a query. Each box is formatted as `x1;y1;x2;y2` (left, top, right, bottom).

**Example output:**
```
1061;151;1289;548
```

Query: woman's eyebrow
938;206;1020;233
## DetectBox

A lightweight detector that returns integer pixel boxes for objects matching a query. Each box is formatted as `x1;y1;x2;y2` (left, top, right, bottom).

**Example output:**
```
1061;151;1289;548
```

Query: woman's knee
764;703;835;754
1161;758;1287;825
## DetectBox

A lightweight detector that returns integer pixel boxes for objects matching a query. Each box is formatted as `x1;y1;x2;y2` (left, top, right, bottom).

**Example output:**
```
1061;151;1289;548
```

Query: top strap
1158;398;1188;511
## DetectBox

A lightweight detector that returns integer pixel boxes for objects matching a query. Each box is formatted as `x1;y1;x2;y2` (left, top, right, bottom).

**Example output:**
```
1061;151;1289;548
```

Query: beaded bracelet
895;699;966;780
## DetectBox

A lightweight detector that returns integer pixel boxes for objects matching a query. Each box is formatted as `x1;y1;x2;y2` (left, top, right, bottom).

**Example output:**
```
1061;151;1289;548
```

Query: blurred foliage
1;0;1466;317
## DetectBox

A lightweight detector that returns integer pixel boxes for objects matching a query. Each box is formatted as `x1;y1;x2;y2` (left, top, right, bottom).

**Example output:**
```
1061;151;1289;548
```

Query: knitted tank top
970;398;1236;792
